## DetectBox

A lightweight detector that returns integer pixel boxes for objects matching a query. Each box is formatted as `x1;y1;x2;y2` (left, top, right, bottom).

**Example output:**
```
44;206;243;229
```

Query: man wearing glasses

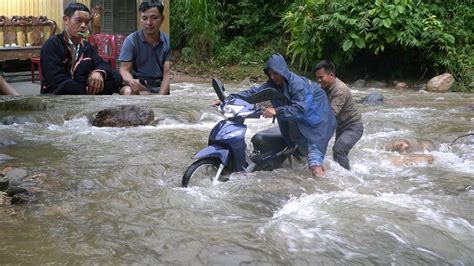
119;1;172;95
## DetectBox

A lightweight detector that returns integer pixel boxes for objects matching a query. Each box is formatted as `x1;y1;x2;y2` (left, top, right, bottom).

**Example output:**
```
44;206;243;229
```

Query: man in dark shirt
315;60;364;170
40;3;122;95
118;1;172;95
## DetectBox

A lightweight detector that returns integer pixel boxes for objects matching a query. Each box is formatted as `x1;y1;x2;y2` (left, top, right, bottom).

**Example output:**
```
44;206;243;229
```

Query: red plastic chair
89;33;116;68
31;57;42;83
114;33;127;59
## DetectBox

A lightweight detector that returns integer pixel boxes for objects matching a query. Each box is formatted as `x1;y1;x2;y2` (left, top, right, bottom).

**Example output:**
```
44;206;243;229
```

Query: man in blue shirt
118;1;172;95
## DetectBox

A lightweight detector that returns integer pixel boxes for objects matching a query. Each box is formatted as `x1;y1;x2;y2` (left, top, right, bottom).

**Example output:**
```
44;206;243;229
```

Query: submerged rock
351;79;367;89
358;92;384;105
389;153;434;166
0;167;45;205
393;81;408;90
0;98;48;111
0;153;14;161
366;81;388;88
384;139;435;153
91;105;155;127
1;115;36;125
0;136;17;146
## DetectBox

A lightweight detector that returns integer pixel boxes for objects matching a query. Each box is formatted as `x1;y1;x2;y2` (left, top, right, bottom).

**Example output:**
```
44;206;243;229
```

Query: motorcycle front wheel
182;159;227;187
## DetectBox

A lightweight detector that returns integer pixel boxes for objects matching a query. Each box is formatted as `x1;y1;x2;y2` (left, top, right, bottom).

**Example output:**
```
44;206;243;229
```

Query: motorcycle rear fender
192;145;230;166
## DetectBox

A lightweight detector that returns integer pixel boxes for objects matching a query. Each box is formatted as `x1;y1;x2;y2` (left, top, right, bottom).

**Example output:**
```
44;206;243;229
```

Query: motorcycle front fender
192;145;230;166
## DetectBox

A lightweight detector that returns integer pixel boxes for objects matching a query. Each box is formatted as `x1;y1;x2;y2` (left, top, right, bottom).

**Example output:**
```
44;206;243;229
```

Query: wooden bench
0;16;57;62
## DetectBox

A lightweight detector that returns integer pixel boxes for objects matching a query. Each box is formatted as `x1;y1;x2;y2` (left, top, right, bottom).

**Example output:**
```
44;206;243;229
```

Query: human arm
328;87;347;116
86;71;105;95
119;61;146;94
118;36;146;94
158;61;171;95
0;76;19;95
274;82;308;121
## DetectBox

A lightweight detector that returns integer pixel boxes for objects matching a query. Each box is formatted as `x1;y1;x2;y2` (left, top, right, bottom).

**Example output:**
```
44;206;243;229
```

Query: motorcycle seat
251;126;287;153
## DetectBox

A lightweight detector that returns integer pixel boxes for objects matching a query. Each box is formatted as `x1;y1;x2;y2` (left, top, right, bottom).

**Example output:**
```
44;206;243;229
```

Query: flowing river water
0;82;473;264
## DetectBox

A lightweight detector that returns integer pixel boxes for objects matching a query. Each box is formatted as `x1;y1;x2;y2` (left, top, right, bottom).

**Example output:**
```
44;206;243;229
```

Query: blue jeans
296;139;324;167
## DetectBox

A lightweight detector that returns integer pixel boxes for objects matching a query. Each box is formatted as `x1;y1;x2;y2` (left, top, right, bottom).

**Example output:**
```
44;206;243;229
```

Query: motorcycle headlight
223;105;244;117
223;129;244;139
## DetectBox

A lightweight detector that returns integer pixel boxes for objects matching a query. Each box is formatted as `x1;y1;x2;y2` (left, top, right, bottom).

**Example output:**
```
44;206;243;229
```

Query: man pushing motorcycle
230;54;336;177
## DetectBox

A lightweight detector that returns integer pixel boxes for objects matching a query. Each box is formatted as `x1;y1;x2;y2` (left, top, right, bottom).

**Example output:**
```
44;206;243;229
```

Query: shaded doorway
92;0;137;34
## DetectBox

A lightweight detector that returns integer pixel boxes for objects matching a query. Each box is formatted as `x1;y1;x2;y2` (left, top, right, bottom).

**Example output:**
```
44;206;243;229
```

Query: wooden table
0;46;41;62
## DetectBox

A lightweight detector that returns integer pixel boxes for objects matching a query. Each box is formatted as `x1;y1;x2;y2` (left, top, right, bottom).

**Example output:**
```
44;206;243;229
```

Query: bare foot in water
310;165;325;177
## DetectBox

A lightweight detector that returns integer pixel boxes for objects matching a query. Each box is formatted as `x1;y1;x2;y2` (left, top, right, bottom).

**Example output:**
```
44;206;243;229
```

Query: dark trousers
53;70;123;95
333;122;364;170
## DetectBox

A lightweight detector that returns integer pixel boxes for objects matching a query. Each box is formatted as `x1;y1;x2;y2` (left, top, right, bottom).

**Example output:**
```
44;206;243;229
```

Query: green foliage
282;0;473;91
215;37;282;66
171;0;472;91
170;0;220;61
219;0;291;46
172;0;290;66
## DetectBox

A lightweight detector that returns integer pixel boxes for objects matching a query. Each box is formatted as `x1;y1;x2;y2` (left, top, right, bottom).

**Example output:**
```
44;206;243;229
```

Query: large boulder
358;92;384;105
92;105;155;127
426;73;454;92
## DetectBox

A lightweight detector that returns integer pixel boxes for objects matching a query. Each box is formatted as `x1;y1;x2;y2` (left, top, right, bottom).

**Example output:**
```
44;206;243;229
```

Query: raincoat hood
264;54;290;82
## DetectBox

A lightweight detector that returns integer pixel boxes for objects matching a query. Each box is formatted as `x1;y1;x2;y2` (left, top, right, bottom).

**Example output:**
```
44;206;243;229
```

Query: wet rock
92;105;155;127
0;176;9;191
351;79;366;89
426;73;454;92
366;81;388;88
0;153;14;161
0;193;8;205
358;92;384;105
10;191;37;204
1;167;43;205
393;81;408;90
5;168;29;186
456;185;472;192
468;104;474;111
385;139;436;166
411;83;427;91
0;136;17;146
238;77;255;88
390;153;434;166
0;98;48;111
1;115;36;125
385;139;434;153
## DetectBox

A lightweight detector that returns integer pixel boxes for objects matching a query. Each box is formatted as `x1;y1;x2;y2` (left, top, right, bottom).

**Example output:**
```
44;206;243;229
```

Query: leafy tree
282;0;472;90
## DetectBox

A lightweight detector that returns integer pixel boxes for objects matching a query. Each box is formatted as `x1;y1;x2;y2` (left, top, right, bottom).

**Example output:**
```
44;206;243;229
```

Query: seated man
231;54;336;177
40;3;122;95
118;1;172;95
0;70;20;95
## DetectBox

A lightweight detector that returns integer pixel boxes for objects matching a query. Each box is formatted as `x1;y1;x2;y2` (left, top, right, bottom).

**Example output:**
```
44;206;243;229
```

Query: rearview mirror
212;78;226;102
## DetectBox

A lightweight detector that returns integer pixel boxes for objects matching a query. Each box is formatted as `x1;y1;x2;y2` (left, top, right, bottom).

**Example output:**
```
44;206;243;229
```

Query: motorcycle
182;78;296;187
